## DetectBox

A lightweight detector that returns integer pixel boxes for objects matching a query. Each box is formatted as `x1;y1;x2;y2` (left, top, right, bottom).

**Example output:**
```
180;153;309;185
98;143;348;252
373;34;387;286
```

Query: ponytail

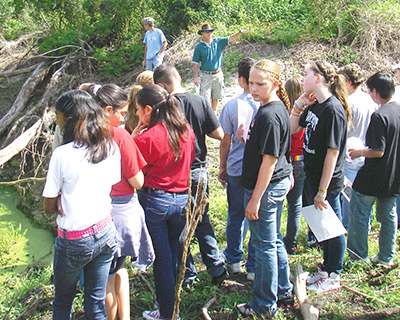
252;60;290;112
310;61;351;123
136;84;189;159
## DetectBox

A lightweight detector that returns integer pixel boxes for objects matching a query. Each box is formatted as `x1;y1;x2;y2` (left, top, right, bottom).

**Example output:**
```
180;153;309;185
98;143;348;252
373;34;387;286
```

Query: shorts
200;71;224;100
108;255;127;278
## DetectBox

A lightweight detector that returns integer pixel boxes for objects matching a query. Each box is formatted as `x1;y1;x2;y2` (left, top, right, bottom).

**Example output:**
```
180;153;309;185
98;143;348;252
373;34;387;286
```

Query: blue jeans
397;197;400;228
178;167;225;280
223;175;255;272
52;223;117;320
245;177;292;315
348;190;397;264
303;176;346;274
138;190;187;319
284;160;305;249
146;54;163;71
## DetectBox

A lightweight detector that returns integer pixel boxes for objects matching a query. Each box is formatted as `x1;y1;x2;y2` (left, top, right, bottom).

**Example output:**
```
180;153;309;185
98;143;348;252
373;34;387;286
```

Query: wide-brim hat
392;62;400;70
198;24;214;35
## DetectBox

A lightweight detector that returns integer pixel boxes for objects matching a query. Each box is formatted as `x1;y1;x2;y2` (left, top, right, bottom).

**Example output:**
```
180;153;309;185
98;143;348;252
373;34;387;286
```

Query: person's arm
128;170;144;189
218;134;231;187
245;154;278;220
157;41;167;55
349;148;384;159
291;93;316;134
193;63;200;87
142;44;147;68
208;126;224;140
44;197;58;215
314;147;339;210
228;30;251;43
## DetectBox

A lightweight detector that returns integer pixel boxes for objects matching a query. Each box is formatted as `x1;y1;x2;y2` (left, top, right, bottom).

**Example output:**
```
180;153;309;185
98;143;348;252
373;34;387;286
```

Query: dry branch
0;177;45;186
202;295;217;320
344;307;400;320
0;64;39;78
342;285;388;305
172;174;208;320
293;263;320;320
0;118;43;166
0;61;50;136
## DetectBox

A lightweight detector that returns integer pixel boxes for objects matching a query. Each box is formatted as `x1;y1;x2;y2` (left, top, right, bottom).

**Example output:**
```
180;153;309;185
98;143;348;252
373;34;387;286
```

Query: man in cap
192;24;251;111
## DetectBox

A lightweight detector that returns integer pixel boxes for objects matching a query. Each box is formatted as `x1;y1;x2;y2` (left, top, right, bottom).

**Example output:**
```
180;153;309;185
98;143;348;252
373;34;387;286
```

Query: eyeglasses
204;30;213;33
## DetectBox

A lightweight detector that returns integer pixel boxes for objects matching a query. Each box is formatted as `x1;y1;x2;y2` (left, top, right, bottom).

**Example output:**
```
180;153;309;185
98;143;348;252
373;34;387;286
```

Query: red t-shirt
111;127;147;196
134;123;195;193
290;128;305;157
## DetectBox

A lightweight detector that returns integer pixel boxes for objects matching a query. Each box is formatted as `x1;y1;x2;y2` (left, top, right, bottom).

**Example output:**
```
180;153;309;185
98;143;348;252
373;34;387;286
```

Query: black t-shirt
299;95;347;194
174;92;220;169
240;101;292;190
353;101;400;197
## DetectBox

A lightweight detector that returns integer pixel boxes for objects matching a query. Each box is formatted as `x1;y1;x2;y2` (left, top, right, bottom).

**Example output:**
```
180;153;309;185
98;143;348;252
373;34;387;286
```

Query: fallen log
0;117;43;166
0;61;50;136
293;263;320;320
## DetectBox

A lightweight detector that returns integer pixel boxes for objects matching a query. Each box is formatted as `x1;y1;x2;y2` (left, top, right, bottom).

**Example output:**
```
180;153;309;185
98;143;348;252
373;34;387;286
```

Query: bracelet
361;149;364;156
317;191;326;198
318;188;327;194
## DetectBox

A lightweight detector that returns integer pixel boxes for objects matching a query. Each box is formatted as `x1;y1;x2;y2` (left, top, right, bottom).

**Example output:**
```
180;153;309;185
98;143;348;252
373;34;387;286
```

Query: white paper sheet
301;204;347;242
237;99;255;141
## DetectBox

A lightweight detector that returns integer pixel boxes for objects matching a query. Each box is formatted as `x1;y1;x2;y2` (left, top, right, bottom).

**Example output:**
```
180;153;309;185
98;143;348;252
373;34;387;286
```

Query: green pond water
0;187;54;281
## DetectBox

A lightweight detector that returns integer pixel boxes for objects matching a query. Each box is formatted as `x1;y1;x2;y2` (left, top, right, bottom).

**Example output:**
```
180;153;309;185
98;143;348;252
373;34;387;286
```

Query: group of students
42;56;399;320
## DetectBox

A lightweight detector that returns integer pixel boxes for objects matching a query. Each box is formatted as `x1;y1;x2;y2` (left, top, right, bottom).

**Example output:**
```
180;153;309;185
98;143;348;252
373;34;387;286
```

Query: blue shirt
192;37;229;72
219;93;259;176
143;28;167;59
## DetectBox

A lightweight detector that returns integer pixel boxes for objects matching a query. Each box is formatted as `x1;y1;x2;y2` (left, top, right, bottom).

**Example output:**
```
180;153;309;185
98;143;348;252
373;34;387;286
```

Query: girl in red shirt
134;84;195;320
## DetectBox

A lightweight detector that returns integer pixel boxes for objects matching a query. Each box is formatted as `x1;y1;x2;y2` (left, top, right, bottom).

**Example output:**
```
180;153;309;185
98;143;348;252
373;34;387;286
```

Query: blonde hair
309;60;350;121
284;75;303;111
136;70;154;87
126;84;143;133
252;60;290;111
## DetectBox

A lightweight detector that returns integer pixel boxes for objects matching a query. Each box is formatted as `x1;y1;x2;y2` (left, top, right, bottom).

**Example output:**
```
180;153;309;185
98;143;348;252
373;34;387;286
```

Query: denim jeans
178;167;226;280
303;175;346;274
284;160;305;249
245;177;292;315
341;160;363;229
223;175;255;272
397;197;400;228
138;190;187;318
348;190;397;264
52;223;117;320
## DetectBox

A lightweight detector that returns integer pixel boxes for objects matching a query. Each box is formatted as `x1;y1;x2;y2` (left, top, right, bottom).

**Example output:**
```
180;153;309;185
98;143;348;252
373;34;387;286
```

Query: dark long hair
80;83;128;111
55;90;114;164
136;84;189;159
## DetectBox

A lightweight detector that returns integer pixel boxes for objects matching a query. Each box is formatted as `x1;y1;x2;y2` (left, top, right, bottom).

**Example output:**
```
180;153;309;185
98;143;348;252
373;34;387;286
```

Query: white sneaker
306;269;328;285
246;272;255;281
307;272;341;293
372;254;393;267
228;262;241;274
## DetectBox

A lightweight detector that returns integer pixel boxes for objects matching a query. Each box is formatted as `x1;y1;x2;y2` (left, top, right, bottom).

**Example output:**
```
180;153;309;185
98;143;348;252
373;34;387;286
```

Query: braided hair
252;60;291;111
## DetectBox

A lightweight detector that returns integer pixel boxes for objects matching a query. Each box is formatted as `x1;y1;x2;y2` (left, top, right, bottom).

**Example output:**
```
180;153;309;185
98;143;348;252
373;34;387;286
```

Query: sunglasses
204;30;213;33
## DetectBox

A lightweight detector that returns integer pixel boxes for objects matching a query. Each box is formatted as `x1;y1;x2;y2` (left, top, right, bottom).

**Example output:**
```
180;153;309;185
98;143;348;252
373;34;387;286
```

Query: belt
58;214;112;240
140;186;188;195
202;69;221;75
290;155;304;161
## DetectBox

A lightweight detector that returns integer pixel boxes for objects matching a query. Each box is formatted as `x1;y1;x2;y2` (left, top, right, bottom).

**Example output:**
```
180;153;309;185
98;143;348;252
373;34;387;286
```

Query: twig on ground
344;307;400;320
202;295;217;320
137;272;155;298
342;285;388;305
346;247;372;267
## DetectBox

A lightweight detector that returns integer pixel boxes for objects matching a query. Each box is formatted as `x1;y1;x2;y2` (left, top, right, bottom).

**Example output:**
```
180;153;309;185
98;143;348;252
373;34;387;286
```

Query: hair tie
92;84;102;95
165;92;170;99
334;73;338;79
